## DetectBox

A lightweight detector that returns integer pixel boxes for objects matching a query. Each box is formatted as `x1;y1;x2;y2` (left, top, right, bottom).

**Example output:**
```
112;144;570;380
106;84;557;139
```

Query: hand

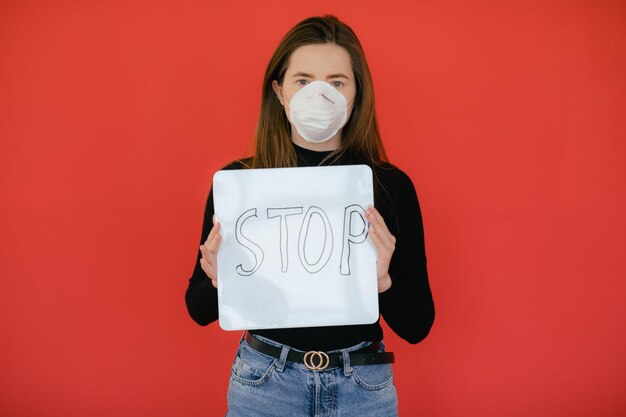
199;215;221;288
365;205;395;293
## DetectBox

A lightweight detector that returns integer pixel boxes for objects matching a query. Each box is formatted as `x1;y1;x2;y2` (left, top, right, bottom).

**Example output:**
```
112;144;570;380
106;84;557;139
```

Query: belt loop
274;344;290;373
341;349;353;377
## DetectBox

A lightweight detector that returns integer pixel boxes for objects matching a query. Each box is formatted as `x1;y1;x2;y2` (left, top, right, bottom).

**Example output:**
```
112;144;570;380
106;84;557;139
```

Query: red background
1;1;625;416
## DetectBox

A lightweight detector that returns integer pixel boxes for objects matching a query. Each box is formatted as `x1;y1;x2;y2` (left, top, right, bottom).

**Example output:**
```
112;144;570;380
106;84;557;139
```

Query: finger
206;250;218;269
366;206;396;245
200;257;217;281
199;243;208;260
202;231;220;261
368;224;394;259
367;218;394;252
199;257;211;276
204;221;221;245
370;208;396;248
368;227;392;279
366;206;392;237
368;223;384;252
200;241;217;264
208;260;217;281
367;223;380;251
207;227;222;253
200;236;217;258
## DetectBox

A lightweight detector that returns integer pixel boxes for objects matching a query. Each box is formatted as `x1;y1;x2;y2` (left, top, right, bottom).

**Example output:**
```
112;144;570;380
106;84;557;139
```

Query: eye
296;79;309;86
330;81;343;88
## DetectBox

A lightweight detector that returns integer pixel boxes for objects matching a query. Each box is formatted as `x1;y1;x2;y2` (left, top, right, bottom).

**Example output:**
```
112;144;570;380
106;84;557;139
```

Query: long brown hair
235;15;394;200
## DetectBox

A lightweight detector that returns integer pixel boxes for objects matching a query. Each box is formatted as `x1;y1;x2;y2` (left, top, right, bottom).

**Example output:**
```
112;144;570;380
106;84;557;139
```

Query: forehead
286;43;353;77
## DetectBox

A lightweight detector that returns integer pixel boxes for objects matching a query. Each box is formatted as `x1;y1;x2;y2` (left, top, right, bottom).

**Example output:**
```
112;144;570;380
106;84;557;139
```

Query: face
272;43;356;149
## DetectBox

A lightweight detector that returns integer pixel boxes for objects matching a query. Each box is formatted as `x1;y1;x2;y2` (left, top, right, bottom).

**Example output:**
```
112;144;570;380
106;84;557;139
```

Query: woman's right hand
199;215;221;288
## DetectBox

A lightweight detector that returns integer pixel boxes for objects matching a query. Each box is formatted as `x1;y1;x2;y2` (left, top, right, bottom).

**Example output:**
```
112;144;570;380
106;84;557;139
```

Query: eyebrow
291;72;350;80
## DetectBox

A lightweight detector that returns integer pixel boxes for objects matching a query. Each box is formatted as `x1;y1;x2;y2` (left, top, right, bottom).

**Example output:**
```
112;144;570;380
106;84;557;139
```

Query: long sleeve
378;170;435;344
184;185;219;326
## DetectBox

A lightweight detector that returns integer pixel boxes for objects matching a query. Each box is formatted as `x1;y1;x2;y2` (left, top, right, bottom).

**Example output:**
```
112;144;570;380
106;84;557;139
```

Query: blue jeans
226;333;398;417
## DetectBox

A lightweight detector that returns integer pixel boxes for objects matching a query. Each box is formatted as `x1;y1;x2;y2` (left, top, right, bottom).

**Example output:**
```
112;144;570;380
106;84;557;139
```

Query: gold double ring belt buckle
303;351;330;370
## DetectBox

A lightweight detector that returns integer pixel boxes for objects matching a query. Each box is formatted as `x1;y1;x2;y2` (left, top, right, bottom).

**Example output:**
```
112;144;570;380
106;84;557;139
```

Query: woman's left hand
365;205;395;293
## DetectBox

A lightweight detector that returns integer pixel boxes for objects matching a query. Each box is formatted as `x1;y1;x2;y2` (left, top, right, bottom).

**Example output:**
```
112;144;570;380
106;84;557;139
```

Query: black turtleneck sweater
184;142;435;351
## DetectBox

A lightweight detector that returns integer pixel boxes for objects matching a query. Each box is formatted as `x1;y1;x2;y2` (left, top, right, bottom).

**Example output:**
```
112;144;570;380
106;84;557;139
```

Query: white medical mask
285;80;354;143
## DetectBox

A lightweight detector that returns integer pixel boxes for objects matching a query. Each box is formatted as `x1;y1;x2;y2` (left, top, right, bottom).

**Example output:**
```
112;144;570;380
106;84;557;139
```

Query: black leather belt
244;331;395;371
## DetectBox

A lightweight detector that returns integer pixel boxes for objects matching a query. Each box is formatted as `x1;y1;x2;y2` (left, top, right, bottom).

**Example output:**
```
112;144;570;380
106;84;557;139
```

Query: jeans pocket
351;363;395;391
230;346;276;387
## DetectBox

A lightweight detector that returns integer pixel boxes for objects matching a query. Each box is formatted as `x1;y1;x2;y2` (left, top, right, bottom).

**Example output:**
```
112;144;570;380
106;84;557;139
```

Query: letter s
235;208;264;276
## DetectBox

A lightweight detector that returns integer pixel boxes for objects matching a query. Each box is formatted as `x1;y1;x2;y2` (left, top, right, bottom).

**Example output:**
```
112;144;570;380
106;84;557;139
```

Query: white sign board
212;164;378;330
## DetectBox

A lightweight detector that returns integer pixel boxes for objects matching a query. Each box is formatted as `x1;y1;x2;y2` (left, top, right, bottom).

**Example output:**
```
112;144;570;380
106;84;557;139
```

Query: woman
185;14;435;417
